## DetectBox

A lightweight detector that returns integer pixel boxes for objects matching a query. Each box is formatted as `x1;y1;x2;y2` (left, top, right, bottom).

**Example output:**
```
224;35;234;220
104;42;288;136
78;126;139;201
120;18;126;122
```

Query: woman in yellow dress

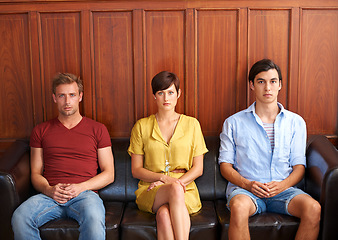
128;71;208;240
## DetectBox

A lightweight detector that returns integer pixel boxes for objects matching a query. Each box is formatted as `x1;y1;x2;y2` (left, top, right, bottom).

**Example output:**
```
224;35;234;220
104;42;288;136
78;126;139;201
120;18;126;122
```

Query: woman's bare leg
152;182;190;240
156;204;174;240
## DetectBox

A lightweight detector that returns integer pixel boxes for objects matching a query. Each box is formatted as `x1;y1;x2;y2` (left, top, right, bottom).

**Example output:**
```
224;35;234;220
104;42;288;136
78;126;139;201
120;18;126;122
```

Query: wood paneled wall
0;0;337;153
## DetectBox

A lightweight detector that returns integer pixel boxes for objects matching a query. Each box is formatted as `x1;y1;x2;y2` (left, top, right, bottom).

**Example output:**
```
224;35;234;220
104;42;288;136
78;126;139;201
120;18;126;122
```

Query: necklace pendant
165;160;170;174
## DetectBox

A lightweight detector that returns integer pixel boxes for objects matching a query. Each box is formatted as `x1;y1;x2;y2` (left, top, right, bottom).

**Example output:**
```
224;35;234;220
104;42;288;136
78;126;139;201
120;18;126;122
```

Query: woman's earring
154;97;156;99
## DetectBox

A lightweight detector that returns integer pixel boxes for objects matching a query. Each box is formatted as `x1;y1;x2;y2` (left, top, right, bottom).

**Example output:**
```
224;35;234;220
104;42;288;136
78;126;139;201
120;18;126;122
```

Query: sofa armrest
306;135;338;240
0;139;31;239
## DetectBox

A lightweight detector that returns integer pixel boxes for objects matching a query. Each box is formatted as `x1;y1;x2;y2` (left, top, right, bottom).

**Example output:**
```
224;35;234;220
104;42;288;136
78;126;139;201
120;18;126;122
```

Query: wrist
42;185;52;197
78;182;88;192
159;175;168;183
280;180;288;191
178;179;186;187
242;179;252;191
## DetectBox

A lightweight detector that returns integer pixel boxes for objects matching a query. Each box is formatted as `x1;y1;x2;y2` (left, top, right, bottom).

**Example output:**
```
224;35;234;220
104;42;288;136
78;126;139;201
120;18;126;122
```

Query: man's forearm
220;163;251;190
31;173;52;195
280;164;305;189
78;170;114;192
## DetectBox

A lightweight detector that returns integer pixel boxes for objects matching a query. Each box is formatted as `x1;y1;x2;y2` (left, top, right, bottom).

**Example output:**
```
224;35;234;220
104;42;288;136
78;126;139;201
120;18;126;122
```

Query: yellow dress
128;114;208;214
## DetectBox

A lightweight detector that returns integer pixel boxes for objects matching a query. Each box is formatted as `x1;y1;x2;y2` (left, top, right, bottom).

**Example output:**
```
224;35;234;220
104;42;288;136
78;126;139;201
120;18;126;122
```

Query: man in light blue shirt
219;59;321;240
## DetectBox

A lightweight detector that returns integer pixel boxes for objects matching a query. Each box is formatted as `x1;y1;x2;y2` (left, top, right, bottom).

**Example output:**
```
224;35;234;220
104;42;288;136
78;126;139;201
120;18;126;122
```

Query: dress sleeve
192;119;208;157
128;120;144;156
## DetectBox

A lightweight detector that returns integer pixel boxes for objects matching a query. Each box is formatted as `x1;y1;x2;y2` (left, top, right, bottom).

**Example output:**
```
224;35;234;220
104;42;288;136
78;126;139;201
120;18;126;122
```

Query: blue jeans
227;187;308;216
11;190;105;240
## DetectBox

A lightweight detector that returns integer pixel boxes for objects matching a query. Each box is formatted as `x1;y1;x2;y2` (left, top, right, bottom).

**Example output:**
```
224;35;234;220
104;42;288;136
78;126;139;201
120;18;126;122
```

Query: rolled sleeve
290;116;307;167
218;119;236;165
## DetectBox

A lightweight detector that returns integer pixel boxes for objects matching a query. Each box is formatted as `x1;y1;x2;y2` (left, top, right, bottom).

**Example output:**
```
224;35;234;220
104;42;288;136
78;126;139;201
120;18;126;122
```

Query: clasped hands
249;180;285;198
46;183;84;204
147;176;186;192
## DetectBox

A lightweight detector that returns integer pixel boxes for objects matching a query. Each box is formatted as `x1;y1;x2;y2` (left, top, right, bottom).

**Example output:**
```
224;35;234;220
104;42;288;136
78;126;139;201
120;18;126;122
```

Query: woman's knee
156;205;171;227
168;182;185;200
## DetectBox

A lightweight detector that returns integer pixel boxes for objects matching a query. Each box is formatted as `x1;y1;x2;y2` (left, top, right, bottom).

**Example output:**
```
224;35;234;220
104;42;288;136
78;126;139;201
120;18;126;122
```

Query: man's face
52;82;83;117
250;69;281;104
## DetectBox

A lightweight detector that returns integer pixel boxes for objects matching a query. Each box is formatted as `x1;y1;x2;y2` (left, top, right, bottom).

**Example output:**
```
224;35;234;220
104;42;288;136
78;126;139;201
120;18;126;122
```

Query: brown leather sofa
0;135;337;240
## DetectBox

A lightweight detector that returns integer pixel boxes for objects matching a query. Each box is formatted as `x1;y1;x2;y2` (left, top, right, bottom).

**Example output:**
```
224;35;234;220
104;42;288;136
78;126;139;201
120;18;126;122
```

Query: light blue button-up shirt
218;102;307;198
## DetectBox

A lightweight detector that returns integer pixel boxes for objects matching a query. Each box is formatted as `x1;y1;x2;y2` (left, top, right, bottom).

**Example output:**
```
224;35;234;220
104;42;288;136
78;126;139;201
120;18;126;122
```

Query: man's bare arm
30;147;71;203
64;146;115;198
220;162;270;198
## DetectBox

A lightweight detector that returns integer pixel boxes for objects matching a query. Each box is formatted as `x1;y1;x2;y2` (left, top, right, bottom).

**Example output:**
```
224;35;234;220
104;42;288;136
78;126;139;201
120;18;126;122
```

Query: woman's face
154;84;181;112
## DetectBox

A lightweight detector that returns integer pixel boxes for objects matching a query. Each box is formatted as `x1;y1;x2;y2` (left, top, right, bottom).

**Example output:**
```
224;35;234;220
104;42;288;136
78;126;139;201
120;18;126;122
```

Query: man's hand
248;181;270;198
45;183;85;204
62;183;86;199
45;183;72;204
264;181;286;197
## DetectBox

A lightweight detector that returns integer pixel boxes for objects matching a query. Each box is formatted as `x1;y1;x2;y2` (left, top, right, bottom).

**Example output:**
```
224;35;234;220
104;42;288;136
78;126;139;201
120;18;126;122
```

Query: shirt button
271;168;274;171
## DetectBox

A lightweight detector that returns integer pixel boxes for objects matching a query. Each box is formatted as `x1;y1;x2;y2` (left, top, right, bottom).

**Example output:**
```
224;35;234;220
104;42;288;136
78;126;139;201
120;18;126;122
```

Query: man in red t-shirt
11;73;115;240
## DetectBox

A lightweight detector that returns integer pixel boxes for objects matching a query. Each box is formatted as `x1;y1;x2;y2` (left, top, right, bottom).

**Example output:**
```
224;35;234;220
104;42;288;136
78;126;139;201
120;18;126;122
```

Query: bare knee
168;182;185;202
230;197;254;216
301;199;321;224
229;196;254;225
156;205;171;229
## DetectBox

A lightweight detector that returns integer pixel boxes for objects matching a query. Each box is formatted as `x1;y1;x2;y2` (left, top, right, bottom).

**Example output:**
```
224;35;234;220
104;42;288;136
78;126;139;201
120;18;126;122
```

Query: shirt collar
245;102;286;116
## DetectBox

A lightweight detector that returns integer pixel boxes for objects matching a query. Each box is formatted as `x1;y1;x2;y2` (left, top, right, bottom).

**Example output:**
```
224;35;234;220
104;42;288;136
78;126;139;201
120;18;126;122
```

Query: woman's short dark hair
248;59;282;83
151;71;180;95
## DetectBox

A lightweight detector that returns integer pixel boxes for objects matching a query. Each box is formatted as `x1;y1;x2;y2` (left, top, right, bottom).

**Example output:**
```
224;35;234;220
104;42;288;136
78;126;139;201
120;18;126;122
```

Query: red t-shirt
30;117;111;186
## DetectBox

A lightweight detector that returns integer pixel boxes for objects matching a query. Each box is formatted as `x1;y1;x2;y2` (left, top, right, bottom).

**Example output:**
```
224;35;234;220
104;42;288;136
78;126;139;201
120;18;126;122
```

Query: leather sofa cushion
121;201;218;240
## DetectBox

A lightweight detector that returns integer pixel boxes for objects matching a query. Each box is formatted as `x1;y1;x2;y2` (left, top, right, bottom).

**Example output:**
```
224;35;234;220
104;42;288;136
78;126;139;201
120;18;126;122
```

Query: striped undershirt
263;122;275;151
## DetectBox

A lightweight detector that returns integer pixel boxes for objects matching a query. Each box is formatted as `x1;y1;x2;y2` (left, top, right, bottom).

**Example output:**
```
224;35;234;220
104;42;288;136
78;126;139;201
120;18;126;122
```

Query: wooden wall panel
144;10;185;116
196;10;238;135
299;9;338;135
40;12;82;120
92;11;134;137
0;13;33;138
248;9;291;107
0;1;337;153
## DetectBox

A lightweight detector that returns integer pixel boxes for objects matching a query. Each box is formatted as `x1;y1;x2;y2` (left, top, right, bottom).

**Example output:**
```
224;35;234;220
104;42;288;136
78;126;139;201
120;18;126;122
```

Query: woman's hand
147;181;164;191
147;178;186;192
176;179;186;192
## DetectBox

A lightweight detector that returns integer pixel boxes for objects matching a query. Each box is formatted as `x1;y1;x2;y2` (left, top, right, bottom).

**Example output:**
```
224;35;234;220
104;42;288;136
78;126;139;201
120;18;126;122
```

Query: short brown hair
151;71;180;95
52;73;83;94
